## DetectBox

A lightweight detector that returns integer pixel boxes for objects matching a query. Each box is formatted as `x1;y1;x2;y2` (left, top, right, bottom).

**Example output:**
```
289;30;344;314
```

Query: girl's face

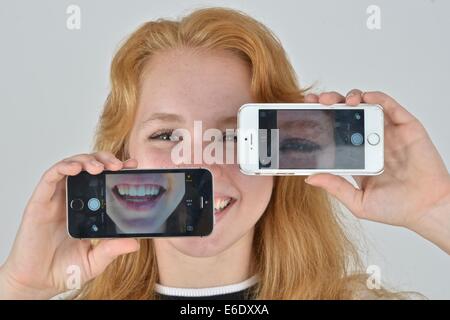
127;48;274;257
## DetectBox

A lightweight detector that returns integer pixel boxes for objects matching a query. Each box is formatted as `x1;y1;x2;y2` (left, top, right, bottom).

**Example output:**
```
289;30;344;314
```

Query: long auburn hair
79;7;378;299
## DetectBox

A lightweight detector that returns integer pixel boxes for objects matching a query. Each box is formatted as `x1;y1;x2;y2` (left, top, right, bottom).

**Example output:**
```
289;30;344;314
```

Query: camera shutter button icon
350;132;364;146
87;198;101;212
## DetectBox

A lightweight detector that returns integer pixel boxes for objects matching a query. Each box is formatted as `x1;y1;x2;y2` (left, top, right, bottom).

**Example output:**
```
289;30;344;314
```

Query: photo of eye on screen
259;109;366;169
237;103;384;175
66;169;214;238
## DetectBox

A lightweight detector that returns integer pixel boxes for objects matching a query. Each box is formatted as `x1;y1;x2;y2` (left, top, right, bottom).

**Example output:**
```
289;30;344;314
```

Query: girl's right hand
0;152;140;299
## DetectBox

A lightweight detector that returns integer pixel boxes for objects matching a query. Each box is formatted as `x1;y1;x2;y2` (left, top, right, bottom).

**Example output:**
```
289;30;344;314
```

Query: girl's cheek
135;146;174;168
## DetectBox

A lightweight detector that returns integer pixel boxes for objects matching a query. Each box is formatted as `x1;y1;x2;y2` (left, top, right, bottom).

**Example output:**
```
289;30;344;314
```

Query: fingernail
90;160;103;167
346;92;355;98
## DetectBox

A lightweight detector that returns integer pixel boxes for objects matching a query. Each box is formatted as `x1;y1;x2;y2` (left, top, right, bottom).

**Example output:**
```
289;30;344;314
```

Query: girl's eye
279;138;321;153
148;130;236;142
148;130;182;142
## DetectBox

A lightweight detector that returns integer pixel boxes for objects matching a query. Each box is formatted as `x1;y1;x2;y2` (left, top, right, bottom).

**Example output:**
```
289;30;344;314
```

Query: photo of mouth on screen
258;109;365;169
67;169;214;238
105;172;186;234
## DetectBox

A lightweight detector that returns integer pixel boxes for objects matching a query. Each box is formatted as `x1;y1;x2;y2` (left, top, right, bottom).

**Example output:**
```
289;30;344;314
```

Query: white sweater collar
155;275;259;297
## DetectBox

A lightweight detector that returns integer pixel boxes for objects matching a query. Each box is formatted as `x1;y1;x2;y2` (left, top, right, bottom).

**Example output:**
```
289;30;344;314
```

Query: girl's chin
166;230;233;257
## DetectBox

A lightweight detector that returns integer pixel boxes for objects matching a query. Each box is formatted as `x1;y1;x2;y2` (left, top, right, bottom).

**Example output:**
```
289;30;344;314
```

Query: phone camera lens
350;132;364;146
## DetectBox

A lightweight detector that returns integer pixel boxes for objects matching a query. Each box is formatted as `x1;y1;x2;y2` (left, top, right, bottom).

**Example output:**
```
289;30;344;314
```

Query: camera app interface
258;109;365;169
68;170;212;238
105;172;185;234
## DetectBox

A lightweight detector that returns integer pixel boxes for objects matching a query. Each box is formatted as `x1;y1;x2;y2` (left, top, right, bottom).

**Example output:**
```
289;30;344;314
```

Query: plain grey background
0;0;449;298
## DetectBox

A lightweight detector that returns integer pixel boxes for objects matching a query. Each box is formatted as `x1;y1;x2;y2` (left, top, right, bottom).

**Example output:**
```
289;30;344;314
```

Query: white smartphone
237;103;384;175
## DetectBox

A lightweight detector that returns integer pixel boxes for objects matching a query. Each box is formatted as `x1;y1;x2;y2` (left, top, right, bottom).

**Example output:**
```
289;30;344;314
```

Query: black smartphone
66;168;214;238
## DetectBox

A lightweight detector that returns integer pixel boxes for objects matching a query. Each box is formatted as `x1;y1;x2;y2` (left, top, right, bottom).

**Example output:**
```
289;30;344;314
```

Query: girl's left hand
304;90;450;254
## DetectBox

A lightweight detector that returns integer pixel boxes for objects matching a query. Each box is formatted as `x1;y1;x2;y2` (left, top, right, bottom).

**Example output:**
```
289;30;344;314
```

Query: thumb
305;174;364;218
86;238;140;279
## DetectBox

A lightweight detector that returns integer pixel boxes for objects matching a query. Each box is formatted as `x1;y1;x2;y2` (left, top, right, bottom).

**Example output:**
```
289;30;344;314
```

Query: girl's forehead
136;83;249;126
138;50;252;99
135;108;239;129
135;50;252;125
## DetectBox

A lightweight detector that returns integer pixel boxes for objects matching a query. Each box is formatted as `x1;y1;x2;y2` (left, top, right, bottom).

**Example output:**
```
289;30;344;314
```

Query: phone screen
67;169;213;238
258;109;365;169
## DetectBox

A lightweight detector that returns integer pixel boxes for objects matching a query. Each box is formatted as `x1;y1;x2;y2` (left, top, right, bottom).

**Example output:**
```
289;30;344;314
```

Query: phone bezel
237;103;384;175
66;167;214;239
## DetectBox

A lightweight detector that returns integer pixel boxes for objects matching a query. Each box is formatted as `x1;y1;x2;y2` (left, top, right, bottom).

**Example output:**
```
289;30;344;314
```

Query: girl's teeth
117;184;161;196
150;186;159;195
214;198;232;212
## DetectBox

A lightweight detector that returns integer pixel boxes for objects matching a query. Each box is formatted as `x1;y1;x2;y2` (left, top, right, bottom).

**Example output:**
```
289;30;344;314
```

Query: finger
53;157;137;204
318;91;346;105
345;89;364;106
305;174;365;219
31;161;83;204
92;151;124;170
44;154;104;205
361;91;417;125
304;93;319;103
352;175;365;188
62;154;106;175
86;238;140;279
123;158;139;168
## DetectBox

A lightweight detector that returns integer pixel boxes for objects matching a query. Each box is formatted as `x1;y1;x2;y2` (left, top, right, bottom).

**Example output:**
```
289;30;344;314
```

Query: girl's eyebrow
279;119;323;131
139;113;236;129
140;113;184;128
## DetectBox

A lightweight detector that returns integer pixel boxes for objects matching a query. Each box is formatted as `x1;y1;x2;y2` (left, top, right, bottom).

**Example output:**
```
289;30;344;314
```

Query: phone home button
70;199;84;211
367;133;380;146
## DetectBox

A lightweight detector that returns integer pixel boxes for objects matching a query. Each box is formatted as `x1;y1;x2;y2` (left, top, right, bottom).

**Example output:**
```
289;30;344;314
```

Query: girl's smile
213;195;236;224
112;183;166;211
